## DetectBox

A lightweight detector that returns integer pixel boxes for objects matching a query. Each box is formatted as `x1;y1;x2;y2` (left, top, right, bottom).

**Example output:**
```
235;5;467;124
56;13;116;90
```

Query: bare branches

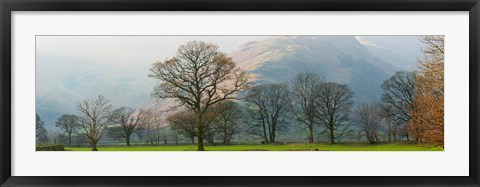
314;82;354;144
149;41;248;113
55;114;80;146
211;101;243;144
168;111;197;144
77;95;113;151
110;106;143;146
289;72;324;143
149;41;248;151
244;83;290;143
420;36;444;55
381;71;416;123
354;101;383;144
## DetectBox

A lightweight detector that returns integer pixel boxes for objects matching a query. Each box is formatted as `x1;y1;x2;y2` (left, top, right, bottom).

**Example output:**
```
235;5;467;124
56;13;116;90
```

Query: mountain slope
230;36;401;103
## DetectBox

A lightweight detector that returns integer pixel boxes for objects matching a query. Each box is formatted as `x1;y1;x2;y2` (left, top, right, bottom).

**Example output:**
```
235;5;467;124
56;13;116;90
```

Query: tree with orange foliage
410;36;444;147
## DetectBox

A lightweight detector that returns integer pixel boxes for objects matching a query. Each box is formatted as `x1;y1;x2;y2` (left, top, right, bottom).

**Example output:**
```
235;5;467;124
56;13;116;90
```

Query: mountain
230;36;418;103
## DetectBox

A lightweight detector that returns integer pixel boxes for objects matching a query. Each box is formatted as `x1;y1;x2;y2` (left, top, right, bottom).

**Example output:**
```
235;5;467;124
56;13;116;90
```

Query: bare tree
167;109;219;145
169;125;179;145
315;82;353;144
73;133;88;147
150;41;248;151
36;114;49;145
139;108;162;145
203;111;219;144
245;83;290;143
354;101;382;144
420;36;444;66
381;71;416;141
211;101;243;144
110;107;143;146
381;71;416;123
379;108;402;143
55;114;80;146
289;72;324;143
105;125;125;142
167;110;198;144
77;95;113;151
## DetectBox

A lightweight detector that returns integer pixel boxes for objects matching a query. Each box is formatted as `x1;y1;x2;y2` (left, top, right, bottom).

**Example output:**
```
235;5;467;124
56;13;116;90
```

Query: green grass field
64;143;443;151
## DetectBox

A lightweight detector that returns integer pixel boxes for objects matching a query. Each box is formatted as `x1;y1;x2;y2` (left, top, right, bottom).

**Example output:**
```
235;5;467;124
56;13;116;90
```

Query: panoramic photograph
35;35;444;151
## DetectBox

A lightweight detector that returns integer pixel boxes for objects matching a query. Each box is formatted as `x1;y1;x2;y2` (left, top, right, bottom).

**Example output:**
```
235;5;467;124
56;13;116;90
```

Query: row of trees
244;78;354;145
150;38;444;150
36;95;165;151
162;79;354;146
149;41;359;150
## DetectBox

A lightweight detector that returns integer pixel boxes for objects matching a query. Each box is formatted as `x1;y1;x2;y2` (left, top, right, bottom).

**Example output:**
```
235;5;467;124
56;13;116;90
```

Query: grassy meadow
64;143;443;151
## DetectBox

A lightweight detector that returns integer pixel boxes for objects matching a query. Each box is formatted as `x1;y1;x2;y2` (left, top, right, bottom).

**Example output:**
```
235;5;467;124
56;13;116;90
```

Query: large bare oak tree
150;41;248;151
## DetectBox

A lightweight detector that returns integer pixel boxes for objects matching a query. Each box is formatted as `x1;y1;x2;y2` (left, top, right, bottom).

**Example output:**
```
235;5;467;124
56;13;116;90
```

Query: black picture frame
1;0;479;186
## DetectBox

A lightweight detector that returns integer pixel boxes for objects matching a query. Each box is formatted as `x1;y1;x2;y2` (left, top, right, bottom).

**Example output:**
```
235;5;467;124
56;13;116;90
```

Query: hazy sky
36;35;422;68
36;36;270;69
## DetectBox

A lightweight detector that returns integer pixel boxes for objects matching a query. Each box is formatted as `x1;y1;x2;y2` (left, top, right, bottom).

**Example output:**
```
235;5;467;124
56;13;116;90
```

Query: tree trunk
197;136;205;151
223;134;228;144
270;123;276;143
91;141;98;151
126;135;131;146
68;134;72;147
196;112;205;151
329;124;335;144
308;125;314;143
366;133;372;143
223;128;228;144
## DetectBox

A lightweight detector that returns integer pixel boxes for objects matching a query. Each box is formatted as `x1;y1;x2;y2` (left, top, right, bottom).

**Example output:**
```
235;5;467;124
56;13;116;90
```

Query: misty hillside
36;54;155;131
36;36;421;131
230;36;418;103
